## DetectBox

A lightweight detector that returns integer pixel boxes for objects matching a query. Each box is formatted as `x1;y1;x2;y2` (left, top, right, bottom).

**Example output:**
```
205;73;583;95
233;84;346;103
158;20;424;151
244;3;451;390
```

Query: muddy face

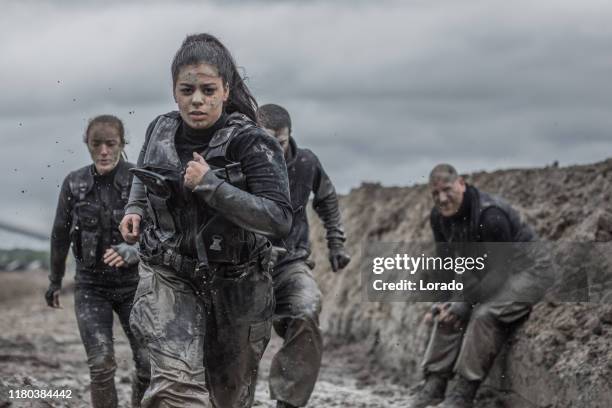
86;124;124;175
174;63;229;129
263;126;290;157
430;176;465;217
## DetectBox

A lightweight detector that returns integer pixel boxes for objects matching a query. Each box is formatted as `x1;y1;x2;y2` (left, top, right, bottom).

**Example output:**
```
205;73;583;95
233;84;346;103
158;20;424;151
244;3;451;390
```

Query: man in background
257;104;351;408
412;163;547;408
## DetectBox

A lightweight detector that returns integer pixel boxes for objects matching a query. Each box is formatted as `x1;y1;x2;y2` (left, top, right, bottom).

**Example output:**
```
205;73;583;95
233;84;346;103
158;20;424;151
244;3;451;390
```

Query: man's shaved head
429;163;459;185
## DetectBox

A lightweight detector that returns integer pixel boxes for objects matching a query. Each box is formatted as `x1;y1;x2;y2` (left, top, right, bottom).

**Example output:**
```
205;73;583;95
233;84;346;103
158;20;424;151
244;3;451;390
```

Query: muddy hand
120;214;141;244
184;152;210;190
45;285;62;309
438;303;463;329
423;302;442;325
103;248;126;268
329;247;351;272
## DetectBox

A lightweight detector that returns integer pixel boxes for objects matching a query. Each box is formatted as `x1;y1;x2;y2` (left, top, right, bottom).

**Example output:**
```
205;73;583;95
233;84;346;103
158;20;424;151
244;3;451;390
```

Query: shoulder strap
113;160;135;200
143;112;182;168
205;112;256;164
68;166;94;201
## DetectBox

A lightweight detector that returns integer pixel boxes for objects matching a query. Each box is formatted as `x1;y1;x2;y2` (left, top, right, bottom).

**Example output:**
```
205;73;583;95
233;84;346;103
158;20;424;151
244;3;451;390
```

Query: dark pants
422;301;531;381
269;260;323;407
74;284;151;408
130;261;274;408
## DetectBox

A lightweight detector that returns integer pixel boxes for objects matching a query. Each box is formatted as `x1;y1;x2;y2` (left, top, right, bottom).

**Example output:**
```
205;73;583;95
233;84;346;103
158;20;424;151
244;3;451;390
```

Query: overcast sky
1;0;611;238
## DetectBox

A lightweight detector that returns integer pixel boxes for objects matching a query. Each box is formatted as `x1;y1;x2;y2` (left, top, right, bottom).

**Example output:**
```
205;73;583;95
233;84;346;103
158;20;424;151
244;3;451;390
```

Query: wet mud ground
0;270;420;408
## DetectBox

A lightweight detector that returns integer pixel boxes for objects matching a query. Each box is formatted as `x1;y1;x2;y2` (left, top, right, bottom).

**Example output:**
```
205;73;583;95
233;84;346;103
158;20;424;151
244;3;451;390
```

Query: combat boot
409;373;448;408
435;375;480;408
277;401;297;408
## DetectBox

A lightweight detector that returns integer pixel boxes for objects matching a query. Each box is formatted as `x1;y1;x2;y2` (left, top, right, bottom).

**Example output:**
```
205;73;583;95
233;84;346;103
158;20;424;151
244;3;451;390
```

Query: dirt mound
308;158;612;407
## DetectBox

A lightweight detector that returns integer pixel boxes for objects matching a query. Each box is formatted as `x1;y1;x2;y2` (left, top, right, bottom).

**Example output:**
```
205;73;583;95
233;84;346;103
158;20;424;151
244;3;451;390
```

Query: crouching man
412;164;549;408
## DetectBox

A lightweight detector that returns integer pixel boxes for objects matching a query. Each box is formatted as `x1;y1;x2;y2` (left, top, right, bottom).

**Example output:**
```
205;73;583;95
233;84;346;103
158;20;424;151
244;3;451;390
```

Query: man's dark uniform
126;111;292;408
269;137;347;407
412;185;549;408
414;185;547;407
419;184;547;407
49;159;150;408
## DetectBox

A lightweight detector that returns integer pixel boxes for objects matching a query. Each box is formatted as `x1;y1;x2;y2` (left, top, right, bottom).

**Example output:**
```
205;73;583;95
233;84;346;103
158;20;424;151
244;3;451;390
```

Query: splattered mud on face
174;63;229;130
86;124;123;175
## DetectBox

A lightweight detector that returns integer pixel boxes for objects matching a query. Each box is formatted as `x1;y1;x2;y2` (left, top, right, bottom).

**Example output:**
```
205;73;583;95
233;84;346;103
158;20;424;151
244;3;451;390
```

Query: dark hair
83;114;126;145
257;104;292;133
171;33;258;122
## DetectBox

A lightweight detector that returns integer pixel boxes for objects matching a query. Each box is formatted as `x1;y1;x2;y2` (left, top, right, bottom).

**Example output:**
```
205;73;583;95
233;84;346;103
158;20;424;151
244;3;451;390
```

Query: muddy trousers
130;261;274;408
269;261;323;407
422;302;531;381
74;284;151;408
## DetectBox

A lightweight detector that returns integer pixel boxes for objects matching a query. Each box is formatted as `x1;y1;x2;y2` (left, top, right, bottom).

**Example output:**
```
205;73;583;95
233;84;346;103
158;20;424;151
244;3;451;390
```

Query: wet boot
409;373;448;408
277;401;298;408
131;373;149;407
436;375;480;408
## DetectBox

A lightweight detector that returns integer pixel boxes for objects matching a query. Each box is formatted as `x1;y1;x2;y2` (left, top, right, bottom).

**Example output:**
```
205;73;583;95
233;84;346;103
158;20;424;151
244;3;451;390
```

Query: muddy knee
466;305;500;334
275;314;322;344
88;351;117;384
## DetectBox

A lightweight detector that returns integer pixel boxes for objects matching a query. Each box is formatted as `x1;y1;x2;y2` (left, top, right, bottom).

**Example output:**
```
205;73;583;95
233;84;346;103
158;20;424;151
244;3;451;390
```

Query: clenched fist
184;152;210;190
120;213;142;244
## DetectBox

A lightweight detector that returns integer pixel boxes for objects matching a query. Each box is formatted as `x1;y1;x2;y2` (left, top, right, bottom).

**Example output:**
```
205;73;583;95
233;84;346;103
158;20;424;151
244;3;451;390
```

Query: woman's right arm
125;119;157;216
121;119;157;242
49;176;74;287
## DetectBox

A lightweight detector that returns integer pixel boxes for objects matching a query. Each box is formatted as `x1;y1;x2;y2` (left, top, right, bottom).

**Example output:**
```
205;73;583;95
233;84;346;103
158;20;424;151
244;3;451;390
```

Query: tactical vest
471;189;536;242
141;111;257;265
434;186;536;243
68;160;134;268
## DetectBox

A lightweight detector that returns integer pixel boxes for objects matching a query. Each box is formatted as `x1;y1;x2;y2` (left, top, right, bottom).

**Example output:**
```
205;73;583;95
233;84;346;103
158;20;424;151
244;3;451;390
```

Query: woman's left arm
193;129;293;239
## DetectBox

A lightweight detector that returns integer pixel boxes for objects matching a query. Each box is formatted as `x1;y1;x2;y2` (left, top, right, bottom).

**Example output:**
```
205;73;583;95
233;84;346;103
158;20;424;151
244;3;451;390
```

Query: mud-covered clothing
269;261;323;407
267;138;344;406
423;185;540;382
429;185;540;306
49;159;149;408
430;186;515;244
50;159;139;287
429;184;536;258
126;111;292;263
75;284;150;408
131;262;273;408
274;137;346;267
126;111;292;408
174;114;224;166
423;301;531;381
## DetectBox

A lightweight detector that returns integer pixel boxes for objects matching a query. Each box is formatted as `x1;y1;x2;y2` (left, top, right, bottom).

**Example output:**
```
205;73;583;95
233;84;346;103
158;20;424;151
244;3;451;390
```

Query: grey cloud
1;0;611;237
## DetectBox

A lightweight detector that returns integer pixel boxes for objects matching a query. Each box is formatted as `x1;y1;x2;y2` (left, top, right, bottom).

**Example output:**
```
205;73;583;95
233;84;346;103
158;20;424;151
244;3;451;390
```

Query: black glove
329;247;350;272
45;282;61;307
